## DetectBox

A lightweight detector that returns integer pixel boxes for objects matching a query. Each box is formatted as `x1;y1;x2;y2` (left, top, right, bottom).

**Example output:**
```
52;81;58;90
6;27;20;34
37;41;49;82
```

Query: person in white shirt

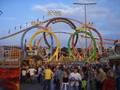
69;68;82;90
22;69;27;76
21;68;27;83
28;67;37;83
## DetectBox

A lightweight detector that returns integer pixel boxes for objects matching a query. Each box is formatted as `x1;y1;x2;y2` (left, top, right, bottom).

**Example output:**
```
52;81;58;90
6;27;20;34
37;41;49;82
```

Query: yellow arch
29;29;61;63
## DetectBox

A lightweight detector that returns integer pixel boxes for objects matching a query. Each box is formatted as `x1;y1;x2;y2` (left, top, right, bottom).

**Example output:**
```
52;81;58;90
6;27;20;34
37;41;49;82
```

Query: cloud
0;17;16;20
32;2;111;19
32;3;83;16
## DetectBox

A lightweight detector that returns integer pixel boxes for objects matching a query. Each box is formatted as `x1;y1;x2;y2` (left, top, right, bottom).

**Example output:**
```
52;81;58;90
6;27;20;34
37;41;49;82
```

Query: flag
20;26;22;29
26;22;28;27
43;16;45;20
14;26;16;30
8;29;10;34
24;39;27;48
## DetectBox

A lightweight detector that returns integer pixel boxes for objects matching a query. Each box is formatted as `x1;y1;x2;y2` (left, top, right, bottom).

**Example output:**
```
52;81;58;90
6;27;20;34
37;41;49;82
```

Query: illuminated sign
48;10;62;16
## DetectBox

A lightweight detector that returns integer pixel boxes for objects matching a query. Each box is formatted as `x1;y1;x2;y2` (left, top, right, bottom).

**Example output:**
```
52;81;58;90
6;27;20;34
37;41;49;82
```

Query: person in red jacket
102;70;116;90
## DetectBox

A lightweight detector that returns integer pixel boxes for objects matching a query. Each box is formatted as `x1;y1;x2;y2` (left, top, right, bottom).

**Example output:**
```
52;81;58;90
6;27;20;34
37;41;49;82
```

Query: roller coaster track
0;17;81;40
0;18;53;40
0;25;38;40
54;32;115;42
0;26;115;42
0;17;115;42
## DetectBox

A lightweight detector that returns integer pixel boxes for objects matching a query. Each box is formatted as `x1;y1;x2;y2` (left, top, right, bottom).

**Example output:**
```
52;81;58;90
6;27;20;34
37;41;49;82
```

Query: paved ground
20;83;43;90
20;79;56;90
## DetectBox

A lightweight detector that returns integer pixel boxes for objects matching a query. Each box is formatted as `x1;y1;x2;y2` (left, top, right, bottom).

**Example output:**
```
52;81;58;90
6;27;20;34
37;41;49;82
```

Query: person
81;79;87;90
28;66;37;83
116;75;120;90
87;67;97;90
116;64;120;90
21;68;27;83
69;68;82;90
96;68;107;90
54;66;63;90
61;69;69;90
43;65;53;90
102;70;116;90
37;65;44;84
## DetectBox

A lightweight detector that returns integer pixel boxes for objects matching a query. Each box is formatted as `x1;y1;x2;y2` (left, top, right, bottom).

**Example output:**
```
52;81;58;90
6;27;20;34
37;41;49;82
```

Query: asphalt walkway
20;83;43;90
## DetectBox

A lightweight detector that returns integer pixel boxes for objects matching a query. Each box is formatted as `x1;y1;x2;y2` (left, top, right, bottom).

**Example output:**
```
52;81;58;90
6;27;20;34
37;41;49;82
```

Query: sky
0;0;120;47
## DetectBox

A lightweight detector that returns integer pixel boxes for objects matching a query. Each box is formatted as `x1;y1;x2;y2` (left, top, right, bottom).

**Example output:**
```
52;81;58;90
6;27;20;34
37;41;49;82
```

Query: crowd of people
21;61;120;90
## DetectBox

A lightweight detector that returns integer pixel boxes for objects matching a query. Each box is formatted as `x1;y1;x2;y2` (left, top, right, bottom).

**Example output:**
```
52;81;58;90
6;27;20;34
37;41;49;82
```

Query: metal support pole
73;2;96;57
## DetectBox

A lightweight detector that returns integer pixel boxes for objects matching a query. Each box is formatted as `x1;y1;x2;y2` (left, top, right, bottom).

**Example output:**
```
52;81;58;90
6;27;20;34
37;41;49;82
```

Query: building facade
0;45;21;66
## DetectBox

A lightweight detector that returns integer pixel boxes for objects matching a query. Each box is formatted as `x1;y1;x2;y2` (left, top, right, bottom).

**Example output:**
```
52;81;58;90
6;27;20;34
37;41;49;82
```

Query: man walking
43;65;53;90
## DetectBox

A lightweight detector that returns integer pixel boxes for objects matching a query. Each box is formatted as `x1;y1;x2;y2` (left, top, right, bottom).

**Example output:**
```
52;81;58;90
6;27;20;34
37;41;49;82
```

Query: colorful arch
68;30;97;61
29;29;61;63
